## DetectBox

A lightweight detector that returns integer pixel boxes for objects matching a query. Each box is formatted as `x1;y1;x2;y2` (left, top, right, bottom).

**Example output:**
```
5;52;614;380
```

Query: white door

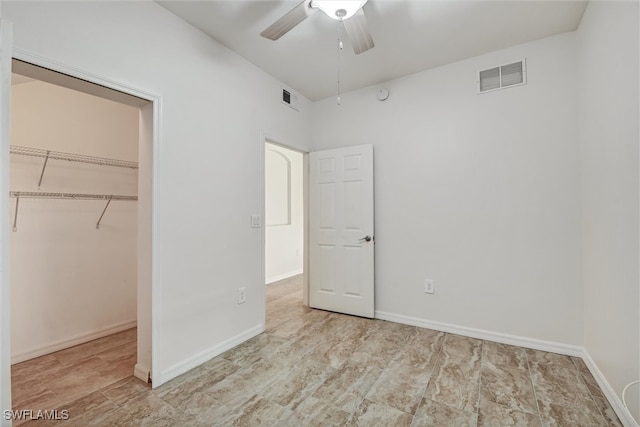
0;18;12;425
309;144;374;318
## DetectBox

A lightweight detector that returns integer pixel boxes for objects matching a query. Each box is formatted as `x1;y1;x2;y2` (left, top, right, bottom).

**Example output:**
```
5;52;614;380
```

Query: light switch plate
251;214;261;228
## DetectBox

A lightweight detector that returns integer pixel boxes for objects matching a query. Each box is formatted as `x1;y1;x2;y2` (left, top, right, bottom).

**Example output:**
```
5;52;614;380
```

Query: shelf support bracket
96;197;112;229
37;150;51;189
12;196;19;232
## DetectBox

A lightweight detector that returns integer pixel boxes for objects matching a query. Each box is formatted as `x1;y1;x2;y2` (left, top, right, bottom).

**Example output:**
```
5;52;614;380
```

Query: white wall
577;1;640;423
265;142;303;283
0;0;312;387
9;80;139;363
311;32;583;347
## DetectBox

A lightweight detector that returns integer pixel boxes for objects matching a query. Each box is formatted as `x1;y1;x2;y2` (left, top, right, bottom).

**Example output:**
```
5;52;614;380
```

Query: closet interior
9;65;142;410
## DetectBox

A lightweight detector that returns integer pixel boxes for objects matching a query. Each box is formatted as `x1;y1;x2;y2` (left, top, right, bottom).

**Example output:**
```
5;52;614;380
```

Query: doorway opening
264;140;309;325
6;58;155;411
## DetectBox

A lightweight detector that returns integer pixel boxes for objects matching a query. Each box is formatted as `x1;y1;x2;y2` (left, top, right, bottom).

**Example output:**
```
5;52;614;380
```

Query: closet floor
11;327;137;425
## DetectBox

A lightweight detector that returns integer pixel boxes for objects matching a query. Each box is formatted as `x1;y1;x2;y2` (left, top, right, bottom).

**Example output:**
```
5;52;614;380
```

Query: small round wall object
377;88;390;101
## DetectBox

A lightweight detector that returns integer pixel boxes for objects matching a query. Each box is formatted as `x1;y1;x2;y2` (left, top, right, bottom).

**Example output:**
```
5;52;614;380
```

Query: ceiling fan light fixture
312;0;368;21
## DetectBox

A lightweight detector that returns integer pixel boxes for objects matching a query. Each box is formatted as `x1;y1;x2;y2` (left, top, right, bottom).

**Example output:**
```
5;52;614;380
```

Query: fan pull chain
337;22;343;106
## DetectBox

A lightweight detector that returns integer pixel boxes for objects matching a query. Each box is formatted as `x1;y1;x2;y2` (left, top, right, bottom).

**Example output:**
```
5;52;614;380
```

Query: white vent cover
281;86;300;111
478;59;526;93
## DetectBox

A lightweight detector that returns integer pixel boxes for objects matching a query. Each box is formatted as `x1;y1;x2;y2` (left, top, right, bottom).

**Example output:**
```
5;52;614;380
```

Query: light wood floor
11;327;137;425
11;275;621;426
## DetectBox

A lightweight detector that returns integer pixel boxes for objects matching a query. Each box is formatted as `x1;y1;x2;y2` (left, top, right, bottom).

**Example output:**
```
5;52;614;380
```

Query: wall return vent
281;86;300;111
478;59;526;93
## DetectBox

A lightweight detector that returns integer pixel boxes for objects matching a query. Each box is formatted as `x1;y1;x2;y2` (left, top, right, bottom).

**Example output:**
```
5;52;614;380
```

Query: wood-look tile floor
12;275;621;426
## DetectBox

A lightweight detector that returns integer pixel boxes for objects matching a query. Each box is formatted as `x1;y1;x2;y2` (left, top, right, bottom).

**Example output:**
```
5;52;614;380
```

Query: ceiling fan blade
343;8;375;55
260;0;317;41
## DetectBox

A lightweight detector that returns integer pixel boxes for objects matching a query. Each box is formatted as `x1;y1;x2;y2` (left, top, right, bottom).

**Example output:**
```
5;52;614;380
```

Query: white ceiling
158;0;587;101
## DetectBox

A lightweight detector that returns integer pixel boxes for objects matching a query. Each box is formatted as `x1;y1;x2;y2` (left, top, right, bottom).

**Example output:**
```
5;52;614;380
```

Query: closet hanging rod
10;145;138;169
9;191;137;201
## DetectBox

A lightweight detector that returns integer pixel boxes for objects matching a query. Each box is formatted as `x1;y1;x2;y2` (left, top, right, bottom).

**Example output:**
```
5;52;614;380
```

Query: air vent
478;59;526;93
281;86;300;111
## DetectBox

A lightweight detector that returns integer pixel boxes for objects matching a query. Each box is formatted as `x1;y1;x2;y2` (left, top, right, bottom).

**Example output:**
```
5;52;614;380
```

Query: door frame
261;135;310;327
0;19;13;426
2;47;162;386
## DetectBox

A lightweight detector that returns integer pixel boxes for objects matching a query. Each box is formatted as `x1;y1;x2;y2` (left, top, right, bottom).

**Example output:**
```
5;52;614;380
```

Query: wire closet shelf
10;145;138;169
9;192;137;201
9;145;139;231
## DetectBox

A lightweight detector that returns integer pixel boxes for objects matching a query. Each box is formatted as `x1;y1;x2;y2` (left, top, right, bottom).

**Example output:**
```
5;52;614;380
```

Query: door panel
309;144;374;318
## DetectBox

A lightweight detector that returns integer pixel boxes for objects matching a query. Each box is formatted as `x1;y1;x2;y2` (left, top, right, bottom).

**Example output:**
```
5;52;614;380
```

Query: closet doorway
264;141;306;313
7;59;155;412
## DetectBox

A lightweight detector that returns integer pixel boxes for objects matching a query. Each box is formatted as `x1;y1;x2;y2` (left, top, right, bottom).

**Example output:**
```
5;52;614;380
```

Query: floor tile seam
523;347;546;427
266;314;302;330
257;364;336;409
408;332;448;427
38;389;87;414
55;337;135;362
361;366;430;417
402;372;433;418
574;374;610;424
384;334;432;371
530;377;600;404
99;387;128;409
429;332;452;373
376;342;407;375
472;340;485;415
209;373;282;404
93;341;138;358
569;358;611;423
480;365;538;415
51;376;128;413
187;389;245;421
308;387;361;424
221;353;261;369
534;396;610;423
478;391;540;417
250;393;289;417
246;365;293;398
315;366;383;420
351;364;388;404
408;406;418;427
480;354;530;373
345;394;369;423
51;355;85;369
422;396;479;416
12;387;61;412
420;337;448;381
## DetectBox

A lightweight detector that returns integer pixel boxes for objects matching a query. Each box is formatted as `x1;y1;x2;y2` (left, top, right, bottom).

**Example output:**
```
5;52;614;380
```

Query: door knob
359;235;372;243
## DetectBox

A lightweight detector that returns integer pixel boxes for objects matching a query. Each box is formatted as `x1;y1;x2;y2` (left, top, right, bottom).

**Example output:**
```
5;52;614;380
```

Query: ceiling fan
260;0;375;55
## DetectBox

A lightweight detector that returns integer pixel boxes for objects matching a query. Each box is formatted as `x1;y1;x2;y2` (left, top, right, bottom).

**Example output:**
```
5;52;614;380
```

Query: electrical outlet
238;287;246;304
424;279;435;294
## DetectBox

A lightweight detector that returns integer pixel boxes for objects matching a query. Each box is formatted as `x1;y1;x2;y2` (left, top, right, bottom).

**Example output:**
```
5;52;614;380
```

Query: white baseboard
134;364;151;384
11;320;137;364
582;349;639;427
154;324;264;388
374;311;583;357
266;269;303;285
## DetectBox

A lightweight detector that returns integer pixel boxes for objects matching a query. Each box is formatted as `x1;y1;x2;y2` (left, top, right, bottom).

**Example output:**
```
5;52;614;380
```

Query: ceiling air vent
478;59;526;94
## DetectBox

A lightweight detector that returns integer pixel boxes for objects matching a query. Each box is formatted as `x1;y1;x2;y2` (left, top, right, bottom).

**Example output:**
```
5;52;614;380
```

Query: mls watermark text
3;409;69;421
